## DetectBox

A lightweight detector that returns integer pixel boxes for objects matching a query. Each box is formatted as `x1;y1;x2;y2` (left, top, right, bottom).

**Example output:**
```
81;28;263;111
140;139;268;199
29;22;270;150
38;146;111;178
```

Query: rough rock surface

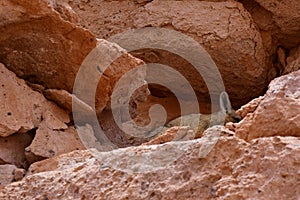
25;121;85;164
90;39;148;115
0;0;96;92
283;45;300;75
0;132;34;168
236;69;300;141
68;0;268;109
43;88;73;112
0;132;299;199
0;63;69;138
240;0;300;79
72;39;149;147
1;1;151;152
0;165;25;186
49;0;79;23
143;126;195;145
0;62;88;167
0;1;299;198
252;0;300;48
0;0;149;116
236;95;264;118
0;59;103;171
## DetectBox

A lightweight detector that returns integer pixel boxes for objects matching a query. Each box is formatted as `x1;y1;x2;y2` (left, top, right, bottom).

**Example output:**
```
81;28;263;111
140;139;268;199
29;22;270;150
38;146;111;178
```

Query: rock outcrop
0;63;69;138
241;0;300;78
0;0;148;116
0;132;34;168
68;0;269;109
0;165;25;187
0;0;299;199
283;45;300;75
1;132;299;199
0;62;84;167
250;0;300;48
0;0;96;92
236;69;300;141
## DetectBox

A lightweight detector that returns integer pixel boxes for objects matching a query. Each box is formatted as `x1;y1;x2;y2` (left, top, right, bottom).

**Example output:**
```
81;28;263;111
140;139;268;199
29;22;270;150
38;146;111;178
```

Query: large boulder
0;0;149;116
0;0;96;92
68;0;269;109
0;131;299;199
0;0;150;151
235;69;300;141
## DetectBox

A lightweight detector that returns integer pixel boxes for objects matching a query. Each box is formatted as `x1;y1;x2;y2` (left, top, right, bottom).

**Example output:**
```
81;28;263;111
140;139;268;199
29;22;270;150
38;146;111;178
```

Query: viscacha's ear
219;91;232;114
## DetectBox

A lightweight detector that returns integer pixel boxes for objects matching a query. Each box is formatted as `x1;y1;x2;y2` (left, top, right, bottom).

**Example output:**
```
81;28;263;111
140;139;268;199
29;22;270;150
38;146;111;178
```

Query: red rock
253;0;300;48
0;63;69;137
68;0;268;109
49;0;79;23
236;96;264;118
0;0;96;92
0;0;149;116
283;45;300;75
26;157;59;176
90;39;148;115
0;1;299;199
43;89;73;112
0;62;85;167
0;134;299;199
25;111;85;163
0;164;25;186
0;132;34;168
143;126;195;145
236;70;300;140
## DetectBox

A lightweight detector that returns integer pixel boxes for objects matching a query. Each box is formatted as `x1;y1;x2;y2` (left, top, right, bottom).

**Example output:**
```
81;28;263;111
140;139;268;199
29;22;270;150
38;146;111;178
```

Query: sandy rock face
236;69;300;141
0;63;85;166
48;0;79;23
0;0;150;151
0;132;34;168
240;0;300;80
25;121;85;164
1;133;299;199
86;39;148;115
0;63;69;137
0;0;96;92
0;1;299;198
236;95;264;118
0;165;25;186
283;45;300;75
68;0;268;109
253;0;300;48
43;88;73;112
0;0;148;116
